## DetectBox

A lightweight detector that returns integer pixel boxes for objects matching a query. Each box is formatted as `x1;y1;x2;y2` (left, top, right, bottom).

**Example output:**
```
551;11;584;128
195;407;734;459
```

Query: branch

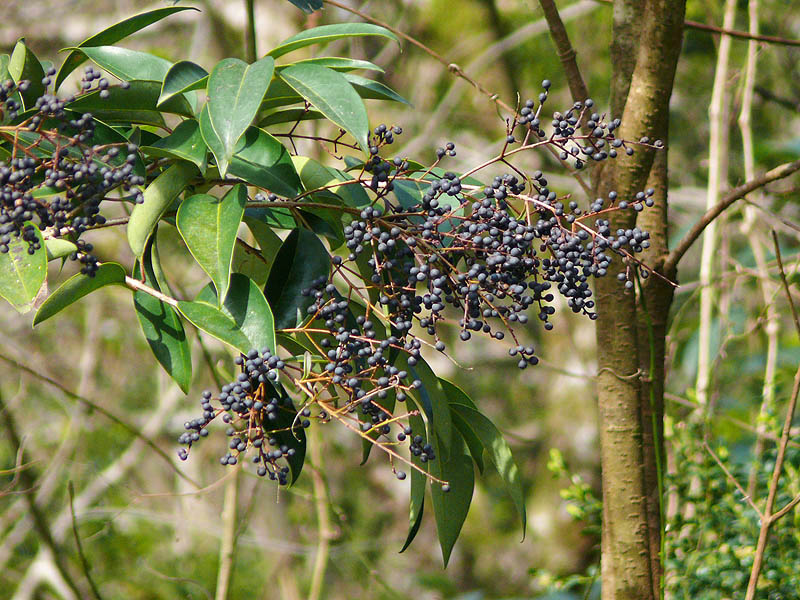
592;0;800;46
664;159;800;275
0;351;199;488
67;482;104;600
0;390;84;599
538;0;590;105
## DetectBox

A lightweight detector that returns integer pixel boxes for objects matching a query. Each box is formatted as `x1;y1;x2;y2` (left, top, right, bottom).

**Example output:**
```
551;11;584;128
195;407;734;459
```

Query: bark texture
593;1;686;599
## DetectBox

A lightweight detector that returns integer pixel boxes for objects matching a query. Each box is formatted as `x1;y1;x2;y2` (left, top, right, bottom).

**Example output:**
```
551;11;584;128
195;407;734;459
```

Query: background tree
2;2;800;600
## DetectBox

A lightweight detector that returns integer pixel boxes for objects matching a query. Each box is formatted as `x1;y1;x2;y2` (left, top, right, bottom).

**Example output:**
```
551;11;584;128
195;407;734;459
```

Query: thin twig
744;234;800;600
591;0;800;46
702;441;761;516
664;159;800;275
0;352;200;488
214;466;239;600
0;390;85;599
68;482;104;600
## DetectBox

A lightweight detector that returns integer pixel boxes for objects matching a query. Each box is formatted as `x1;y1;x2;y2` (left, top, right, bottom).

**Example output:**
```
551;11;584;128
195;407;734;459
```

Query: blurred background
1;1;799;598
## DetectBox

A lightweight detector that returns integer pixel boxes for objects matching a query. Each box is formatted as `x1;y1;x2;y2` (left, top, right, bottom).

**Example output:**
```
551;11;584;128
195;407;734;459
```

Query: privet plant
0;6;661;565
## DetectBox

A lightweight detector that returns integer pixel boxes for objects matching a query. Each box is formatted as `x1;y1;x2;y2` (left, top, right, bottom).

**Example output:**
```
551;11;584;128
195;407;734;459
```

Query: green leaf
68;80;194;121
0;223;46;313
291;155;370;207
343;73;410;104
278;57;383;73
228;127;301;197
204;56;275;176
268;23;399;59
178;273;276;355
44;238;78;262
429;433;474;567
285;0;323;14
232;240;271;289
70;46;172;82
33;263;126;325
141;119;208;170
263;385;306;485
265;228;329;330
159;60;208;106
400;411;428;553
55;6;199;90
258;78;304;110
243;215;283;263
177;185;246;301
134;238;192;393
404;356;453;459
8;39;45;110
128;161;199;258
439;379;484;473
450;403;526;536
257;107;324;127
279;64;369;152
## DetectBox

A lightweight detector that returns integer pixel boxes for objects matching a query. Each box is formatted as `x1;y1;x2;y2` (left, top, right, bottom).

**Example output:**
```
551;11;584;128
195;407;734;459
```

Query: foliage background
1;0;799;598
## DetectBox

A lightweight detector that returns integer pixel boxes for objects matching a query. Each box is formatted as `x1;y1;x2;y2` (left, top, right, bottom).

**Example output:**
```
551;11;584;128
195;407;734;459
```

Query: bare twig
307;426;333;600
68;482;104;600
702;441;761;516
0;352;199;488
744;234;800;600
0;390;84;599
664;159;800;275
214;466;239;600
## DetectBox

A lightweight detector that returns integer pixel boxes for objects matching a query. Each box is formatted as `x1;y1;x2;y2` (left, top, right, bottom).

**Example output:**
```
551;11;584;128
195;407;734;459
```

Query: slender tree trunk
593;1;686;599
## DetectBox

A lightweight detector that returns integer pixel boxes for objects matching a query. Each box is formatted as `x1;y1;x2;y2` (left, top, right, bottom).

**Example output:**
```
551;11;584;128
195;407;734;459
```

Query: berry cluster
0;68;142;273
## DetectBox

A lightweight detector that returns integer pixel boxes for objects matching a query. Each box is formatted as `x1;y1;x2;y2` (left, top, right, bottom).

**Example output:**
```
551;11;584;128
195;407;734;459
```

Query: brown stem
664;159;800;275
538;0;590;105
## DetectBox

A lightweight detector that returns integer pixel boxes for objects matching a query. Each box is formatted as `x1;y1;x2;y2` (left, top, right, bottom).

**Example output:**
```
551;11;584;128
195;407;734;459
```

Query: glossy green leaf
450;403;526;536
178;273;276;355
0;223;46;313
268;23;399;59
429;432;474;567
8;39;45;110
400;411;428;553
440;379;485;474
263;385;306;484
204;56;275;176
177;185;246;301
228;127;301;197
243;215;283;263
134;239;192;393
55;6;198;90
292;155;369;207
232;240;271;289
265;228;329;330
68;80;194;120
128;161;199;258
33;263;126;325
258;78;304;110
279;64;369;152
159;60;208;106
44;238;78;262
140;119;207;169
257;107;324;127
405;356;453;458
285;0;323;14
279;57;383;73
344;73;410;104
70;46;171;82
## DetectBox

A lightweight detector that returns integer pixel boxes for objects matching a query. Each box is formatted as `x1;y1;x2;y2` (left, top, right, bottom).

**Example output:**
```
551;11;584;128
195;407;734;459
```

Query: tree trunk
593;1;686;599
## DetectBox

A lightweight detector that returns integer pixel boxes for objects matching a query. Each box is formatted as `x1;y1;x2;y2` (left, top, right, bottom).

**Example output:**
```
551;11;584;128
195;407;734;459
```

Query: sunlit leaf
176;185;246;301
268;23;399;59
8;39;45;109
204;56;275;176
159;60;208;106
33;263;126;325
279;64;369;152
0;223;46;313
55;6;198;90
